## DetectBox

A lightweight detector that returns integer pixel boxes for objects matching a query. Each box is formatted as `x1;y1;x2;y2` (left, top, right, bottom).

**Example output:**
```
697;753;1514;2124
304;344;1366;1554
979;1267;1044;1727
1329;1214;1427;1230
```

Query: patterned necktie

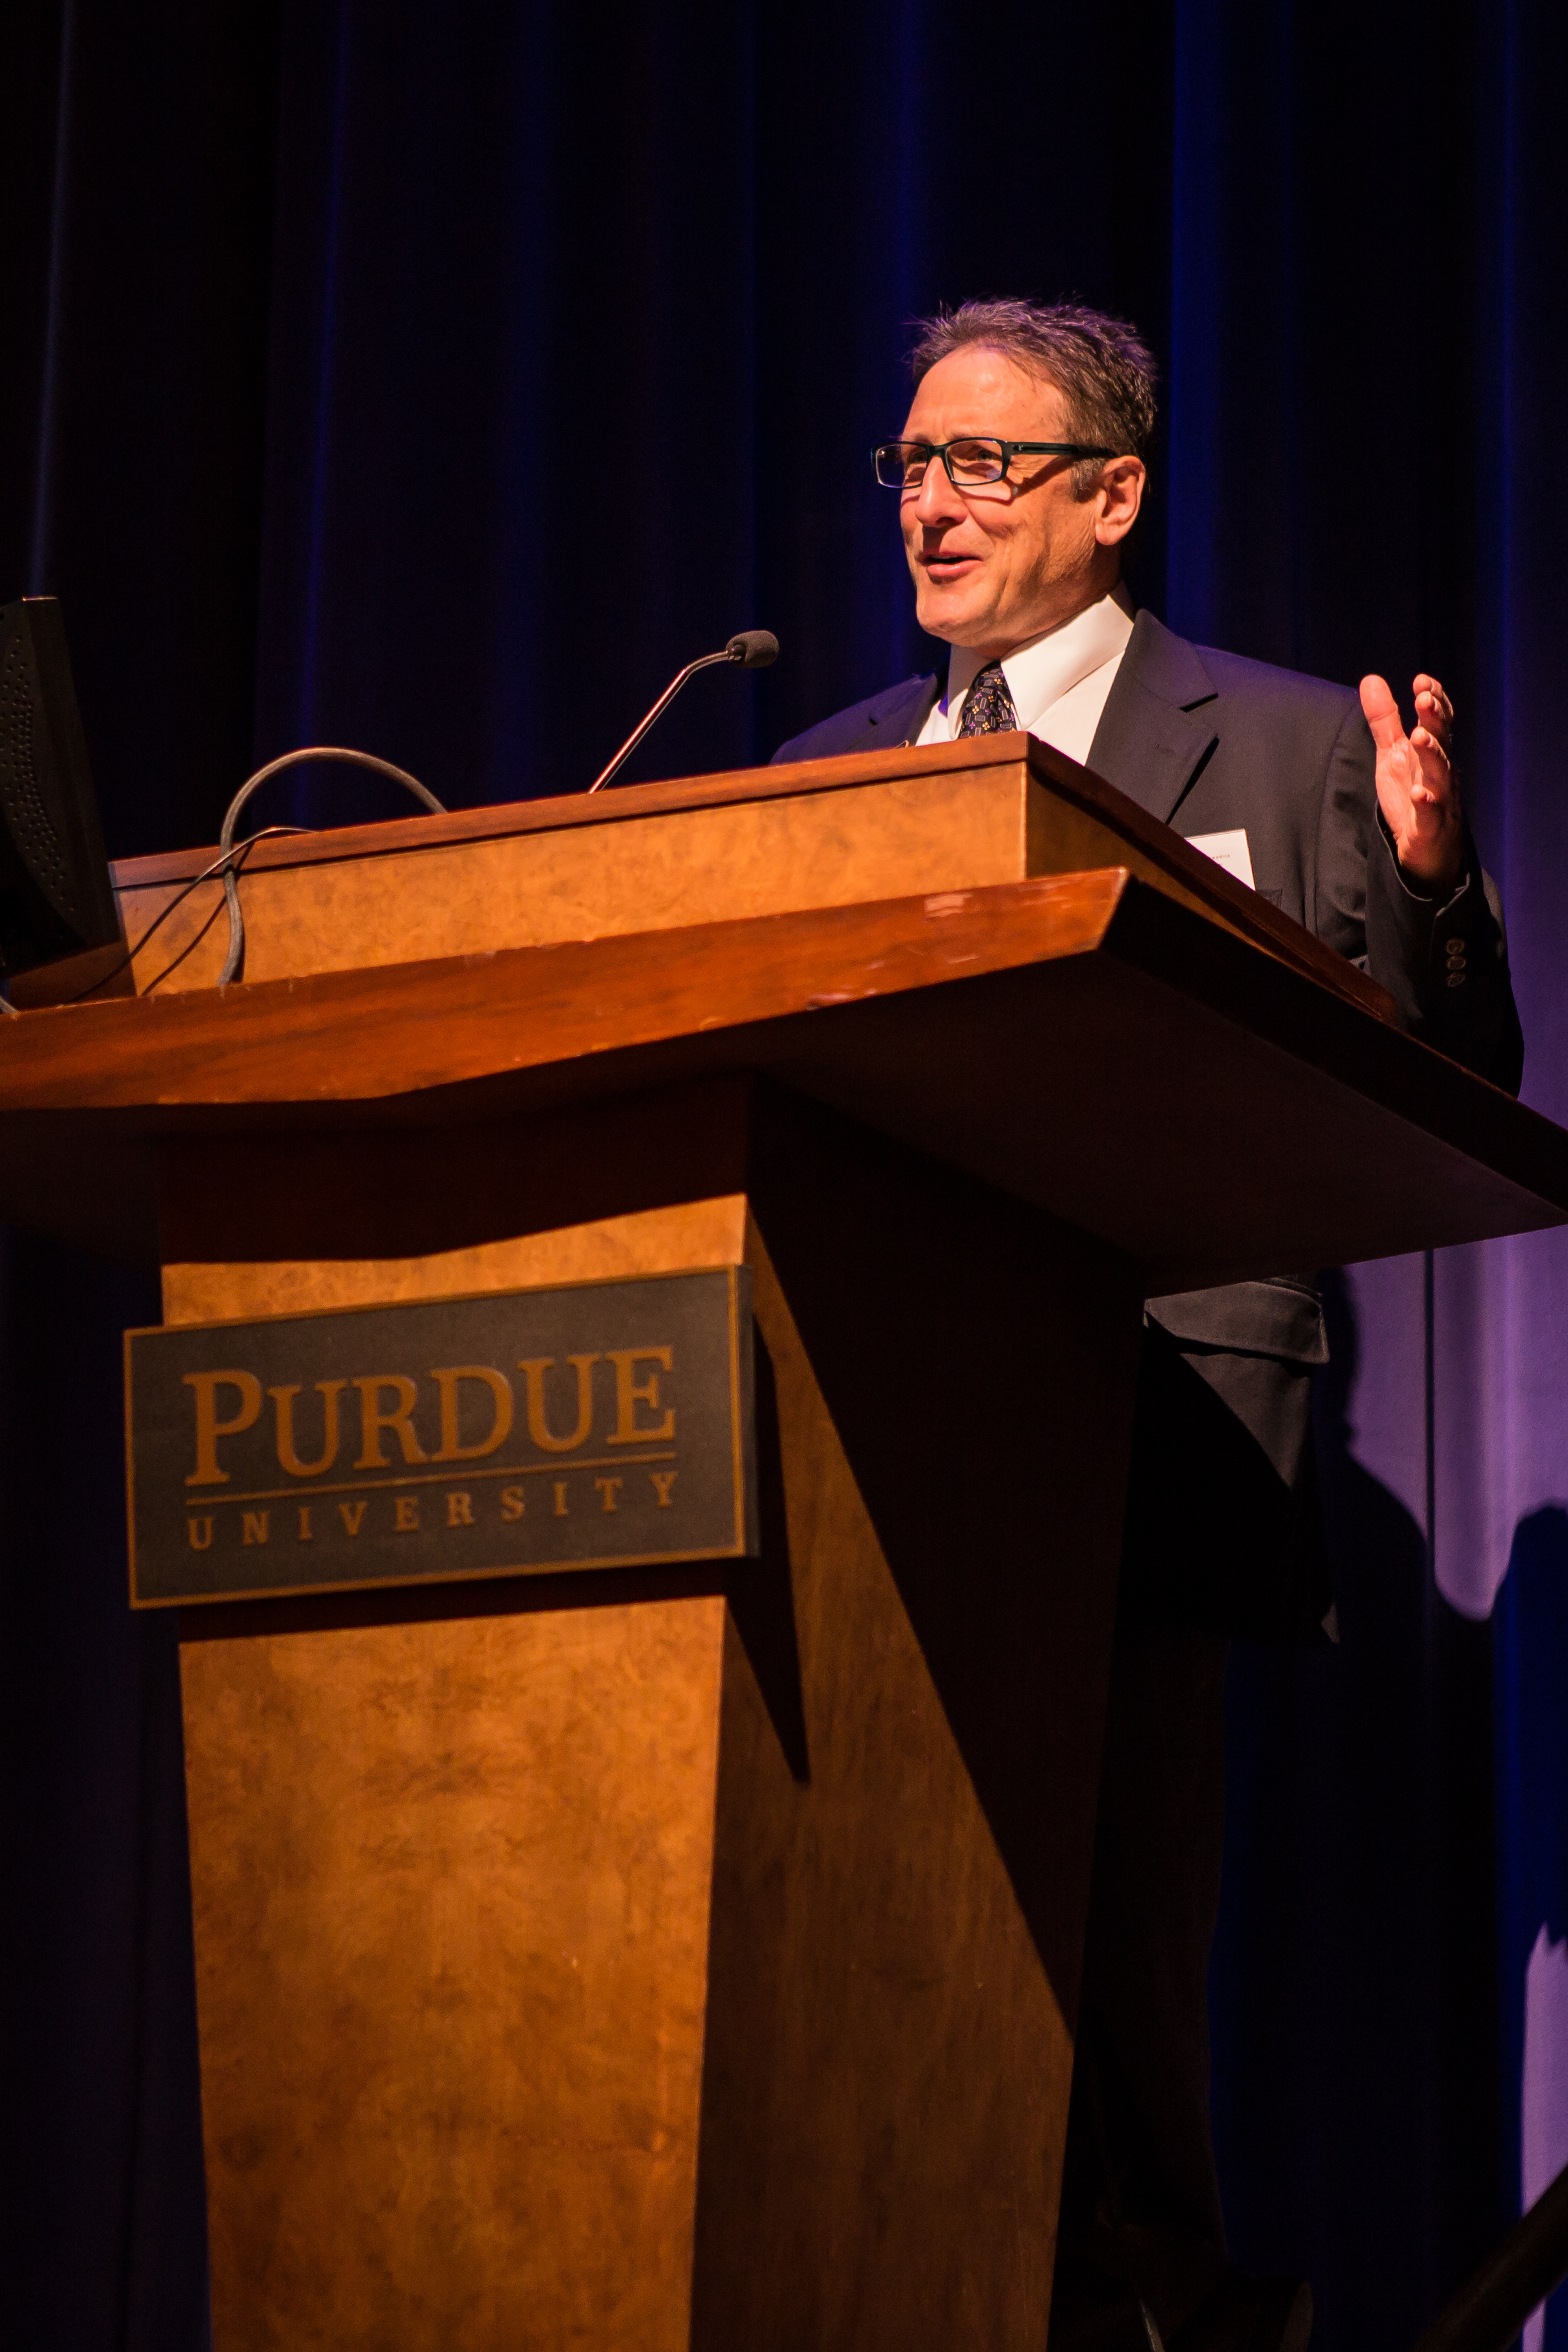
956;659;1019;736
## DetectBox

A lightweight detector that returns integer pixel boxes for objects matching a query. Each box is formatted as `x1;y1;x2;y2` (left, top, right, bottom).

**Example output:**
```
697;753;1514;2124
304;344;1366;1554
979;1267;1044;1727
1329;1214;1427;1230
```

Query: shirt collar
942;591;1134;729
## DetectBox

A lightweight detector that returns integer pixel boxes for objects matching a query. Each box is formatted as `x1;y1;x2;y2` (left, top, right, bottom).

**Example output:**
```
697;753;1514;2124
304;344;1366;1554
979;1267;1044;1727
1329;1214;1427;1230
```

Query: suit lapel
1086;610;1220;823
855;672;940;751
829;615;1219;795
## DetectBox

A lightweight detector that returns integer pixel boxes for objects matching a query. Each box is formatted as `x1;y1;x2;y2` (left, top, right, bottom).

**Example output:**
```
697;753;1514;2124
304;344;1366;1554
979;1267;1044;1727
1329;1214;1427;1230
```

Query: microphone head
726;629;779;669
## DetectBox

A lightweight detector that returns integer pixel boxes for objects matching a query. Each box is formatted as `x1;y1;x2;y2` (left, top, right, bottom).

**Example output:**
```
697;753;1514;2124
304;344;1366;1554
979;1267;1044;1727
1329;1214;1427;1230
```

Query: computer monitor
0;595;123;992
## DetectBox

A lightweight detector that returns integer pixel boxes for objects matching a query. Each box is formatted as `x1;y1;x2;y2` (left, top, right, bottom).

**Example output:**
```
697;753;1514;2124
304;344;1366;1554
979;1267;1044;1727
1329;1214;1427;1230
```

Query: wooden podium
3;732;1565;2351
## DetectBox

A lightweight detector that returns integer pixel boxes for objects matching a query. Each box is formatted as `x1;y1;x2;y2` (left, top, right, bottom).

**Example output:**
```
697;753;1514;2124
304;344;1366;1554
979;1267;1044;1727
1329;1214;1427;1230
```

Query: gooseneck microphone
587;629;779;794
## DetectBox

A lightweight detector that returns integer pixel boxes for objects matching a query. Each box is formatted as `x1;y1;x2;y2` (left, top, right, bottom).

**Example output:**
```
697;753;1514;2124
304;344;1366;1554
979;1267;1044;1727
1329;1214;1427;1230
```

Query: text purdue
181;1350;675;1486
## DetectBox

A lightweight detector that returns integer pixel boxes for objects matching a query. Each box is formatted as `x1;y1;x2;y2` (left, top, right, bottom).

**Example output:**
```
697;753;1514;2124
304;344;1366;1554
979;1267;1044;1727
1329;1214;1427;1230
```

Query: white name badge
1185;827;1255;890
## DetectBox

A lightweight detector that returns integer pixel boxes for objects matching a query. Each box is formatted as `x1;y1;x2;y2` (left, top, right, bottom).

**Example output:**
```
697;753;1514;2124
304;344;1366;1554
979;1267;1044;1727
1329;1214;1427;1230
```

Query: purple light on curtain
1168;2;1568;2344
1310;5;1568;2343
1439;19;1568;2351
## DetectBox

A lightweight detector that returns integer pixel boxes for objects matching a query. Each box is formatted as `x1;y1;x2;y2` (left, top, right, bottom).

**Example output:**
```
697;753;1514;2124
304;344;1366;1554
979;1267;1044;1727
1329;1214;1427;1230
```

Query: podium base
171;1081;1142;2349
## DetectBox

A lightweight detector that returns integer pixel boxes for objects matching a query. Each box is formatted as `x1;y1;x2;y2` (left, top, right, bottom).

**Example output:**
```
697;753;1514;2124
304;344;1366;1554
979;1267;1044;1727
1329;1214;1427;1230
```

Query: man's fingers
1366;673;1465;894
1367;669;1461;884
1413;673;1454;755
1411;724;1453;805
1359;672;1406;751
1411;672;1454;797
1414;704;1452;756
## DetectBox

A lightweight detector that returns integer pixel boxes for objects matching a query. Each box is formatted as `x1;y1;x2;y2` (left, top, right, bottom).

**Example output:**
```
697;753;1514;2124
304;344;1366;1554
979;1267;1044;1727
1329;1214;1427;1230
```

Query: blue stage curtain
1164;14;1568;2352
3;4;1565;2345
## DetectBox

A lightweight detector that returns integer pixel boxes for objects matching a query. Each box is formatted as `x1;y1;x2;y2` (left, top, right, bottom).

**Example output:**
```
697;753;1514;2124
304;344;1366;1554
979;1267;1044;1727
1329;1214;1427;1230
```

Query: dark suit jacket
775;610;1525;1636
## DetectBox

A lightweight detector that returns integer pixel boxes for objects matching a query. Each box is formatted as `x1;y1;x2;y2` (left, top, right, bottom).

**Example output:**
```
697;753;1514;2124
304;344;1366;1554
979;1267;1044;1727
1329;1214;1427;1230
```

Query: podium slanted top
0;741;1556;1282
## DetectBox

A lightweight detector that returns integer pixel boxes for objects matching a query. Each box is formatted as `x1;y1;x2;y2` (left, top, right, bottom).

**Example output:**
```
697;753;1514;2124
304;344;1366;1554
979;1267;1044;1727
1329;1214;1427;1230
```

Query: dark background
3;3;1565;2346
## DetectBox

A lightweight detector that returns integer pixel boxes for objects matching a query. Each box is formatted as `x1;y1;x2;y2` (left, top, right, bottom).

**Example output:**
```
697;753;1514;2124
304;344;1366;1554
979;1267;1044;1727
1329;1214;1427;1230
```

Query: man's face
898;345;1140;657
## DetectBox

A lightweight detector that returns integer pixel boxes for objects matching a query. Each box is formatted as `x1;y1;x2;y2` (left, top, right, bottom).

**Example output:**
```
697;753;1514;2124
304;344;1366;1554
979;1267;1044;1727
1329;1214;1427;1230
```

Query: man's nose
912;456;966;526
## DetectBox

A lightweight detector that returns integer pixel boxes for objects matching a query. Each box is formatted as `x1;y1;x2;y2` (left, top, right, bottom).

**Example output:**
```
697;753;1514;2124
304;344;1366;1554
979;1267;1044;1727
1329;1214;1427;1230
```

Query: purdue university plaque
125;1265;755;1607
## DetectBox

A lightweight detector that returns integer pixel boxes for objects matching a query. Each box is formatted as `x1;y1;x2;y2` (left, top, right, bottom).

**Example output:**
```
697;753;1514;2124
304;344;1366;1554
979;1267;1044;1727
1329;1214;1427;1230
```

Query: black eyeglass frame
871;435;1118;489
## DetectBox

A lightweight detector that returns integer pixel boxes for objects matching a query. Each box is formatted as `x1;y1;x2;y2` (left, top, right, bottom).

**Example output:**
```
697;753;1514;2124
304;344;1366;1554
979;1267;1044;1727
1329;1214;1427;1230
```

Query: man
773;301;1523;2352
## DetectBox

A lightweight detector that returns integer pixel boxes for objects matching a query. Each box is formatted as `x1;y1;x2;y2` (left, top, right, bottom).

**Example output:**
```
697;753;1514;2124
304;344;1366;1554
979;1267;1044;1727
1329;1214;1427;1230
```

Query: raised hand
1359;671;1463;896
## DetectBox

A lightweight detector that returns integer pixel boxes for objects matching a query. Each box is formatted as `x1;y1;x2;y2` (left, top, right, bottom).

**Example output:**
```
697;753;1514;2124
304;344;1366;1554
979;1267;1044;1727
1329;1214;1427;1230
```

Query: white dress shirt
915;589;1133;765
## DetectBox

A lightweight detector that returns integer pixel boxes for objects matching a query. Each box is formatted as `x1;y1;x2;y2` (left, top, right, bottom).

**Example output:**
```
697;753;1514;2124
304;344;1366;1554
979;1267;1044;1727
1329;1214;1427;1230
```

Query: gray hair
908;298;1157;495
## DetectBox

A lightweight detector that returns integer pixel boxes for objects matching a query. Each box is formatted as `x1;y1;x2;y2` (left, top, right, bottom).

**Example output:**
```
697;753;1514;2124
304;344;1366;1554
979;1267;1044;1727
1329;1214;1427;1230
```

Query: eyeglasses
871;436;1116;490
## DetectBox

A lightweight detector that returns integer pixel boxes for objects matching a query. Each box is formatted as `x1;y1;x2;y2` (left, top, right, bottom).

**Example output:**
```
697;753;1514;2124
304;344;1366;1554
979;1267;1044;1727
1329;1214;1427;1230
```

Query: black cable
133;847;263;996
216;747;444;984
8;745;444;1013
58;827;307;1005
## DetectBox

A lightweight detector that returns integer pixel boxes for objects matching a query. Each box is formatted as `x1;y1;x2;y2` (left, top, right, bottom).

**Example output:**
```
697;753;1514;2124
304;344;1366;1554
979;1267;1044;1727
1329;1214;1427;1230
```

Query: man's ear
1094;456;1146;548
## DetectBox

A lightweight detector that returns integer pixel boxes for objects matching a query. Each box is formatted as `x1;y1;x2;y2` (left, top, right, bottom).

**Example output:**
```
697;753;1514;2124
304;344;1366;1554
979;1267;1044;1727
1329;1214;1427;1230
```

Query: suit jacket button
1446;972;1467;987
1445;937;1466;952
